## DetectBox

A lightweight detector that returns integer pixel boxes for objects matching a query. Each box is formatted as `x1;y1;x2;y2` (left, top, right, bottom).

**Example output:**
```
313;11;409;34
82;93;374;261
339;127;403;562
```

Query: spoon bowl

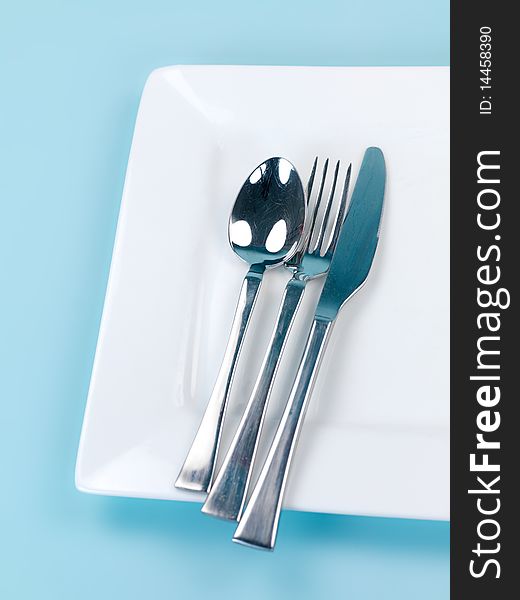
229;157;306;268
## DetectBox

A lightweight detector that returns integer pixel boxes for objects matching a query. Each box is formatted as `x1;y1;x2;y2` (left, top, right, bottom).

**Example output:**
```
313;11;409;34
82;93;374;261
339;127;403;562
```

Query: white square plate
76;65;449;520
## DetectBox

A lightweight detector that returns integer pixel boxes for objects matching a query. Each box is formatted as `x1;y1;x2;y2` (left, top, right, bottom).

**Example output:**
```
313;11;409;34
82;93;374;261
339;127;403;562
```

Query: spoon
175;157;306;492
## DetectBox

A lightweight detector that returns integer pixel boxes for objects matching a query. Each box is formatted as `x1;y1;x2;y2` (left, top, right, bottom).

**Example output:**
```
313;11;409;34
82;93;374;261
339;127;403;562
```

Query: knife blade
316;145;386;320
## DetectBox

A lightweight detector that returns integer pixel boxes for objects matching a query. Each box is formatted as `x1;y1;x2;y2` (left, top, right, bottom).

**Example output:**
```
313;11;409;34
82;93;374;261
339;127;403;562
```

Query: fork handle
201;277;306;520
175;266;264;492
233;316;334;550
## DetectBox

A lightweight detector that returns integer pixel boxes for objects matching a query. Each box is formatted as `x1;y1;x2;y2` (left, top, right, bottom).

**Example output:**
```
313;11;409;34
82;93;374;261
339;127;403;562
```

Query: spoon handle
233;317;334;550
175;267;264;492
201;277;306;520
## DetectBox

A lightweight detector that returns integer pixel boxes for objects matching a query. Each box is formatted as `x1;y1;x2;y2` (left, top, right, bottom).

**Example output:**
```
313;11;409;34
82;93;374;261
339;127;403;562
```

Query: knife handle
175;267;263;492
201;277;306;521
233;316;334;550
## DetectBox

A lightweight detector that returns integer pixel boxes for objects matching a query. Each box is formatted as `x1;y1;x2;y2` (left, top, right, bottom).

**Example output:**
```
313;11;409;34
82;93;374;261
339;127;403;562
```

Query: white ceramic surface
75;65;449;520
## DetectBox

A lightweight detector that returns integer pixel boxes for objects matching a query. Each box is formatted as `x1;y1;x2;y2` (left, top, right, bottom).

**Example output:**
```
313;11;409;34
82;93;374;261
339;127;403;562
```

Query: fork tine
307;158;329;249
306;157;318;206
327;163;352;254
314;160;340;254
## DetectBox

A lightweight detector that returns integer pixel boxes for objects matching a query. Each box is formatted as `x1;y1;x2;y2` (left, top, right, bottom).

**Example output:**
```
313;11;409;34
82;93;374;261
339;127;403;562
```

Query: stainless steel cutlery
176;148;386;550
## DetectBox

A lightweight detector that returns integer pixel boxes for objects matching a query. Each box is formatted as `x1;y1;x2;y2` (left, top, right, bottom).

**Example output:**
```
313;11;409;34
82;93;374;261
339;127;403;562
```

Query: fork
201;158;351;520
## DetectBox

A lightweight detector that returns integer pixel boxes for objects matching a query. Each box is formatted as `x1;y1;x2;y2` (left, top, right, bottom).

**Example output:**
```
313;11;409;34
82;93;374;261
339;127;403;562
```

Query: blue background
1;1;449;598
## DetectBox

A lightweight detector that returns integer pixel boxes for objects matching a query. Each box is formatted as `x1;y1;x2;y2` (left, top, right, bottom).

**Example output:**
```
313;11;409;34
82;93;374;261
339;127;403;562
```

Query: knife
233;147;386;550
